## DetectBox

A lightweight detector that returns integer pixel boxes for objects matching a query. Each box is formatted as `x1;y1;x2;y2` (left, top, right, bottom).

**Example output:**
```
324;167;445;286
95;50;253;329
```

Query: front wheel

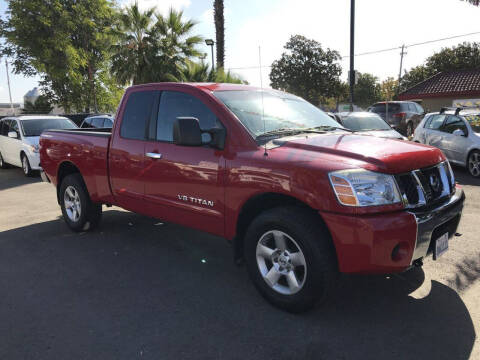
468;150;480;178
59;174;102;232
21;154;33;177
244;207;338;313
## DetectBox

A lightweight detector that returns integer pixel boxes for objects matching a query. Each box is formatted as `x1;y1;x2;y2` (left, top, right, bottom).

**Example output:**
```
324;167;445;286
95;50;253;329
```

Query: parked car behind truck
40;83;465;312
0;115;77;176
413;107;480;177
368;101;425;137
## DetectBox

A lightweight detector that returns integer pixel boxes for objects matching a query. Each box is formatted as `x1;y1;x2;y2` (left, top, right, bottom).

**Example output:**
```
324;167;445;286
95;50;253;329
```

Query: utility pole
5;59;14;115
349;0;355;111
398;44;406;90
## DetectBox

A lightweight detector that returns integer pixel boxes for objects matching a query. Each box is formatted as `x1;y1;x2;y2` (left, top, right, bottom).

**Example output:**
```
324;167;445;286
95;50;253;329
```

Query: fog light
391;242;409;262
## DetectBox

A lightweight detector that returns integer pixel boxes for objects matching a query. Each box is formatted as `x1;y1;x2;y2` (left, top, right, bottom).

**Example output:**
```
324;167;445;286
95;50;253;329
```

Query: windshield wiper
256;128;326;139
308;125;353;132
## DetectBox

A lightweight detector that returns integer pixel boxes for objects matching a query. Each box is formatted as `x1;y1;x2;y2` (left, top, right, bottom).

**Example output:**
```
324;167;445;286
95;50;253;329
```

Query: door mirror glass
8;131;18;139
173;117;203;146
452;129;465;137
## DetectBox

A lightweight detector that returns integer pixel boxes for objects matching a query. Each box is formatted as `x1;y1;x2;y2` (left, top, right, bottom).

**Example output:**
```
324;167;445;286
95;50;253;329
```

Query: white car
412;108;480;177
0;115;77;176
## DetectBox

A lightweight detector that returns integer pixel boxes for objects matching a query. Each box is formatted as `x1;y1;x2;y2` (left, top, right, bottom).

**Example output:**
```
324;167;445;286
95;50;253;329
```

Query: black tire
244;206;338;313
21;153;33;177
59;173;102;232
406;122;414;138
0;151;8;169
467;150;480;178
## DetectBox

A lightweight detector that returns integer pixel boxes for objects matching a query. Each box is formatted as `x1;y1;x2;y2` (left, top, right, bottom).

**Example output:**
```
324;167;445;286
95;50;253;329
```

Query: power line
228;31;480;70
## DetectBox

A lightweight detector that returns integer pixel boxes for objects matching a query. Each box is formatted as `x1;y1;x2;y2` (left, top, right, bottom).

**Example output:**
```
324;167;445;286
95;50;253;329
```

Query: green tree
22;95;53;114
353;73;382;108
2;0;117;113
400;42;480;91
464;0;479;5
213;0;225;69
380;77;398;101
270;35;342;105
110;4;202;85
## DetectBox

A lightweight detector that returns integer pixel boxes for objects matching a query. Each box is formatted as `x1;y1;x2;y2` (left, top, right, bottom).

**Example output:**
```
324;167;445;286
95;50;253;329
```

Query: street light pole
205;39;215;71
349;0;355;111
5;59;14;115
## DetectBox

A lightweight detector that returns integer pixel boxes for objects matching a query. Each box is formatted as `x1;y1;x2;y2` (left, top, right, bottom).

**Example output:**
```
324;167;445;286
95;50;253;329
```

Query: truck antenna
259;46;268;157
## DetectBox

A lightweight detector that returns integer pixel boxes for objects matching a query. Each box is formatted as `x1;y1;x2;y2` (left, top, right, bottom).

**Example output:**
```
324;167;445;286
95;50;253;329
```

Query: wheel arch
233;192;330;264
56;161;84;204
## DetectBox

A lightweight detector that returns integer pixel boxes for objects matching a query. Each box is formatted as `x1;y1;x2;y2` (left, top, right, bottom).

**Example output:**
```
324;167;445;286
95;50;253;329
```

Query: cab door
2;120;22;166
143;89;226;236
109;90;159;214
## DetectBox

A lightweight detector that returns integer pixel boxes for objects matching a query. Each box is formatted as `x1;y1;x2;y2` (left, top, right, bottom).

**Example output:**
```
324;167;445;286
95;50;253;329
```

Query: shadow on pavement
453;164;479;186
0;210;475;360
0;167;41;191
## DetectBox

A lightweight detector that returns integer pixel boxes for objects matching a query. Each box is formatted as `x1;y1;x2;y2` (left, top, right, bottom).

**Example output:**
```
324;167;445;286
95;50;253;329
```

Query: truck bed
40;128;113;203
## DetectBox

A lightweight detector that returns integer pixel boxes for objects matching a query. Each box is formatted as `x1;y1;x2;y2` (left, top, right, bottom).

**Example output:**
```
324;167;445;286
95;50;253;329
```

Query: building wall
420;96;480;112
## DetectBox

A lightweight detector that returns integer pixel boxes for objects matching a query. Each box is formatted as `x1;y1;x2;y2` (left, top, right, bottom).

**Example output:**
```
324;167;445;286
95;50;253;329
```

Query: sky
1;0;480;103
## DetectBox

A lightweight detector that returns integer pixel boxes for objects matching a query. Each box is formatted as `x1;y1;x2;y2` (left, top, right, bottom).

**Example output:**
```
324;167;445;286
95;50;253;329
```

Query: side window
2;120;11;135
416;103;424;114
120;91;157;140
408;103;416;112
156;91;219;142
441;116;468;134
0;120;4;136
370;104;384;113
10;120;19;134
425;115;446;130
81;119;91;128
105;118;114;128
92;117;104;128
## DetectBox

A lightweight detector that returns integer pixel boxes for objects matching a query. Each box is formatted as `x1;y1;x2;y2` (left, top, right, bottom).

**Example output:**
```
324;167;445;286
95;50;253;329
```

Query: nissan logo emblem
429;174;441;192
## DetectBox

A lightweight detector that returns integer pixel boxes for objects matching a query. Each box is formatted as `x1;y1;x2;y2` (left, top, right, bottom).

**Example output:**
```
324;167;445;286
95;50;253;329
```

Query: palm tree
149;8;203;81
110;2;156;85
213;0;225;69
169;60;245;84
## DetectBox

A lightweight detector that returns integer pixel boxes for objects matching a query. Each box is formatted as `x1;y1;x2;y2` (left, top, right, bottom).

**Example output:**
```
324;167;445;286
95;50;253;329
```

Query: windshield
21;118;77;137
464;114;480;133
213;90;342;137
341;114;391;131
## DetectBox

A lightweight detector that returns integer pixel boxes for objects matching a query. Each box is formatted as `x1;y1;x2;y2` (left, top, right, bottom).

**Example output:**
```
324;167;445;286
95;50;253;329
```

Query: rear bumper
320;189;465;274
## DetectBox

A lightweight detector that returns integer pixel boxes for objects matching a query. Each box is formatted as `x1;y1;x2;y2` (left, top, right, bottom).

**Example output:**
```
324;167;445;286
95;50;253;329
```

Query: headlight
30;144;39;153
445;160;455;192
329;169;401;207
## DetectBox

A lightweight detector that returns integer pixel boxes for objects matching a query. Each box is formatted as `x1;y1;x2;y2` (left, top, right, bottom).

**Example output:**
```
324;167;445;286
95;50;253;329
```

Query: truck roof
129;82;266;93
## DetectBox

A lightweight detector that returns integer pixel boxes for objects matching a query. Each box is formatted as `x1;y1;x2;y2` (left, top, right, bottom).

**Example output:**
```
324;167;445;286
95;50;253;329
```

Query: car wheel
406;122;414;138
60;173;102;232
244;206;338;313
21;154;33;177
0;151;8;169
468;150;480;178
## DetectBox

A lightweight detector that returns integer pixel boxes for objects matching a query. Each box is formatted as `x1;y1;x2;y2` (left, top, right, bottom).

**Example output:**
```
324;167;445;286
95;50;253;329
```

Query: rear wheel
21;154;33;177
244;207;338;313
60;174;102;232
406;122;414;138
468;150;480;178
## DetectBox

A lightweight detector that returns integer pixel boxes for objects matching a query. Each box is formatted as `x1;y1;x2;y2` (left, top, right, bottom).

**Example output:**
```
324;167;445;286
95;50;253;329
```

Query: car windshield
21;118;77;137
341;114;391;131
464;114;480;133
213;90;342;138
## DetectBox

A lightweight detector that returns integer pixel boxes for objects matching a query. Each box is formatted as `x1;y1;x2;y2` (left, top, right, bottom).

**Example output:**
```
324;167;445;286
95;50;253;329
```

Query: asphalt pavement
0;166;479;360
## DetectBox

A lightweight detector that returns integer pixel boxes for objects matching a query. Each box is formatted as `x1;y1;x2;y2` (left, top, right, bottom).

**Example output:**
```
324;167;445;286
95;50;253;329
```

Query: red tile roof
398;69;480;100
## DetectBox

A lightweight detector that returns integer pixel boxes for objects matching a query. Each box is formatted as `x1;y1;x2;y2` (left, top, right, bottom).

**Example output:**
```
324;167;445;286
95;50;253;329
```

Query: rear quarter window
120;91;157;140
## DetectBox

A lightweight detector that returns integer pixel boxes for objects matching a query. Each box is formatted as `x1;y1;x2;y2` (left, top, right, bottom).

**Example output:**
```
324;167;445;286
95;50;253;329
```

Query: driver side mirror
452;129;466;137
8;131;18;139
173;117;226;150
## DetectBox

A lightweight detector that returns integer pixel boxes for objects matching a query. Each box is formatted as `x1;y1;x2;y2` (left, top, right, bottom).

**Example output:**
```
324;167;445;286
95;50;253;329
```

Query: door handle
146;152;162;159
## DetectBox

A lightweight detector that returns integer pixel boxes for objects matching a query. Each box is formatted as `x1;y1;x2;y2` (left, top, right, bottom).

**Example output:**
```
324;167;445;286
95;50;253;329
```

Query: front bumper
320;189;465;274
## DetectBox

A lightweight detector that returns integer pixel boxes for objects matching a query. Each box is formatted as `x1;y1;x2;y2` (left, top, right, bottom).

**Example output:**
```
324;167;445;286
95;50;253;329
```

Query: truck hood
273;133;445;174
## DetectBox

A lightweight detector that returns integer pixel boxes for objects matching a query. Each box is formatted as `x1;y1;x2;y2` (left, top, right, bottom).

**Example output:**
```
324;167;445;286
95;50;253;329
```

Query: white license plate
434;232;449;260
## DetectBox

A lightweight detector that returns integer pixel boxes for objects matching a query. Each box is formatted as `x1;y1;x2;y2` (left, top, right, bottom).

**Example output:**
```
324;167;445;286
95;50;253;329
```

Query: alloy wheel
64;186;82;222
469;152;480;177
22;156;29;175
256;230;307;295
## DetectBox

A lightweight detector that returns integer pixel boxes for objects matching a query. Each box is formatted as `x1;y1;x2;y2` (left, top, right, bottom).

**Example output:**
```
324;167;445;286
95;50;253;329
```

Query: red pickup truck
40;83;465;312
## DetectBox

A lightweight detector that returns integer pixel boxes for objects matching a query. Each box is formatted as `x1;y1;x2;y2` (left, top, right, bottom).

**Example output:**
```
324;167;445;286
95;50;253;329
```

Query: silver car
412;108;480;177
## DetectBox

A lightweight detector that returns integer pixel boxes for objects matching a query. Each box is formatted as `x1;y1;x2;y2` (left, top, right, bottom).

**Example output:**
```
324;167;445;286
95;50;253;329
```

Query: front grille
395;162;454;209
